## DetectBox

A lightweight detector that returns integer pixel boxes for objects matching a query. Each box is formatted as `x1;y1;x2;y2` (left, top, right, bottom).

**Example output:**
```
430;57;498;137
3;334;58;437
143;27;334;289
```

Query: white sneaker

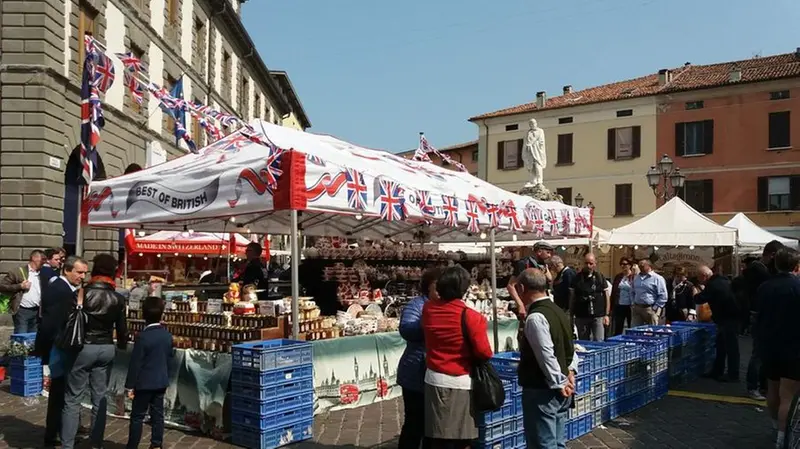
749;390;766;401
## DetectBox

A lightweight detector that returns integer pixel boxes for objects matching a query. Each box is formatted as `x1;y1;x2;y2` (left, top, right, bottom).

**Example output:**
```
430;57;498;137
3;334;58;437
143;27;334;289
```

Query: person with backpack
569;253;610;341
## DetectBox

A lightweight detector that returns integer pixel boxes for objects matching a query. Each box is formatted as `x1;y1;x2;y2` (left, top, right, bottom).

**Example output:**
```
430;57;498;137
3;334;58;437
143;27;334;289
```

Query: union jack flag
416;190;435;219
115;52;146;73
174;120;198;154
203;132;250;155
502;200;523;231
306;153;325;166
123;72;145;104
345;168;368;210
378;180;406;221
486;203;501;228
465;200;481;233
79;35;105;185
199;116;223;141
548;210;560;236
441;195;459;227
412;147;432;162
262;148;284;191
93;53;115;93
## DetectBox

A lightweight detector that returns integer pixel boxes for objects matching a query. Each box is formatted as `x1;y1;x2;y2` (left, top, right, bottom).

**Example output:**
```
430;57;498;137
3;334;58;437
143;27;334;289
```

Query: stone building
0;0;310;273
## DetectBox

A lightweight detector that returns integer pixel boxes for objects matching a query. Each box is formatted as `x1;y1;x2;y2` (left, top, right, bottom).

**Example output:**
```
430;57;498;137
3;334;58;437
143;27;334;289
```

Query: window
607;126;641;160
191;97;203;147
77;3;97;67
163;76;176;135
770;90;790;101
496;139;523;170
472;150;478;162
614;184;633;216
556;188;573;205
686;101;704;110
240;76;250;119
679;179;713;213
192;17;206;73
221;51;231;98
505;124;519;131
675;120;714;156
558;117;573;124
769;111;791;149
128;45;145;114
166;0;179;25
759;176;800;211
556;133;573;165
616;109;633;117
254;94;261;121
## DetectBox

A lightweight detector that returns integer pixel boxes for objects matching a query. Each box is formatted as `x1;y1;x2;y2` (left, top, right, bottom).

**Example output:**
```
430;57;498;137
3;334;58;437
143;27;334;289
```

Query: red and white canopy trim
86;120;592;242
127;231;253;255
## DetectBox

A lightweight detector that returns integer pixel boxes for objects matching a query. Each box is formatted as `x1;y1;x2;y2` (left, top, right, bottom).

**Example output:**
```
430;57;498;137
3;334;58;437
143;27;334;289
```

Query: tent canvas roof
724;213;798;250
606;197;737;247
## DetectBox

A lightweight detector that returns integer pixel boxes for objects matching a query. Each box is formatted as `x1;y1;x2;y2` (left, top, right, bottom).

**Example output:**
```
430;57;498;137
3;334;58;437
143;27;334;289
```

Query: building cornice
270;70;312;129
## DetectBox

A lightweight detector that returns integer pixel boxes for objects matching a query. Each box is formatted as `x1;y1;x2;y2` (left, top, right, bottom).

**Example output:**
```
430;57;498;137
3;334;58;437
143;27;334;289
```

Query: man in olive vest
517;268;579;448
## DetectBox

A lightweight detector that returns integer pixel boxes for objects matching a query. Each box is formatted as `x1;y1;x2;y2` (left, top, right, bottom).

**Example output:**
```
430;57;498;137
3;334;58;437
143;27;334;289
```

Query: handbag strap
461;307;473;358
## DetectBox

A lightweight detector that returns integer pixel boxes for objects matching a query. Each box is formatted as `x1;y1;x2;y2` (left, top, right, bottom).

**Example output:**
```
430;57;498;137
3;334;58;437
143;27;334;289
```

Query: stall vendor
238;242;269;300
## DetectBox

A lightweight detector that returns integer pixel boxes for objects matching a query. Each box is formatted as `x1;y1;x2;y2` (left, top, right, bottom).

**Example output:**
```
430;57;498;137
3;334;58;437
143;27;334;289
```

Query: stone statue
522;118;547;187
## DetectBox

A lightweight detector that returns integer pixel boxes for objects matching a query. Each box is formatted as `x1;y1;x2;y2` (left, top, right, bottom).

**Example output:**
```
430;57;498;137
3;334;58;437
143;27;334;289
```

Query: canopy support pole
123;249;128;288
490;228;499;351
75;187;84;256
290;210;301;340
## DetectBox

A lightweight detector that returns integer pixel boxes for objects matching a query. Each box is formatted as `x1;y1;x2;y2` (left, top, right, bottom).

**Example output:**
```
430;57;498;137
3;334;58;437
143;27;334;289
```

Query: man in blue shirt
631;259;668;326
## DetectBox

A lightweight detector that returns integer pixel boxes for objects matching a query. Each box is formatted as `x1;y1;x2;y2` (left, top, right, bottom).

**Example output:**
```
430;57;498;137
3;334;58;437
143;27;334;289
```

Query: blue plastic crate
232;378;314;401
477;402;513;426
477;433;516;449
9;356;42;368
10;333;37;345
575;373;592;395
232;404;314;431
608;335;669;361
490;352;520;378
230;364;313;387
10;378;42;397
232;340;313;372
231;392;314;416
478;418;515;441
626;325;695;348
9;364;43;381
231;418;313;449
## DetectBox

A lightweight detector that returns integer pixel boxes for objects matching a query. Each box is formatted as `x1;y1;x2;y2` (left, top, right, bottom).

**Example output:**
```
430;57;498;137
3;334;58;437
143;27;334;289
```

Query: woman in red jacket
422;265;494;448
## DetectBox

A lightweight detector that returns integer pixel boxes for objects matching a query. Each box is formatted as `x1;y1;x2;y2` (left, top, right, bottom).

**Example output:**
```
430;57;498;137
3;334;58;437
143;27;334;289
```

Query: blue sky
243;0;799;153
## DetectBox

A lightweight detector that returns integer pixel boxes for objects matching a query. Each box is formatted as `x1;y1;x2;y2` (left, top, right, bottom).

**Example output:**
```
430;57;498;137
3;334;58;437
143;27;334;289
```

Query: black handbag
56;288;87;351
461;308;505;412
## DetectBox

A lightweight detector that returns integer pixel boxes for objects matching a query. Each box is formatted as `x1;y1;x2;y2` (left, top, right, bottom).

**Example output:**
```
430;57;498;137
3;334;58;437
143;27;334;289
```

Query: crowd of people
0;250;173;449
396;239;800;449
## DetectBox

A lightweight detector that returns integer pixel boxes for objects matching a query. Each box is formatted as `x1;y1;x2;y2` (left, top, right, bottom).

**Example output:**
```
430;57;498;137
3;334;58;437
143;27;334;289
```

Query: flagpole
75;185;84;256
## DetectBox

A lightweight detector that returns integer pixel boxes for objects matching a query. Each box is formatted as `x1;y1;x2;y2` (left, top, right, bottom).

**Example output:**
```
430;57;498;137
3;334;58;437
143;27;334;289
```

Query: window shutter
614;185;622;215
632;126;641;158
566;133;573;163
497;141;504;170
516;138;524;168
791;176;800;211
757;177;768;212
675;123;685;156
702;179;714;213
607;129;616;160
703;120;714;154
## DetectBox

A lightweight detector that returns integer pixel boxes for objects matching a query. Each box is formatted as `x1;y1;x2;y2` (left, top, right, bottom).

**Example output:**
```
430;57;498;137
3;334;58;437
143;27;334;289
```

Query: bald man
695;265;741;382
569;253;610;341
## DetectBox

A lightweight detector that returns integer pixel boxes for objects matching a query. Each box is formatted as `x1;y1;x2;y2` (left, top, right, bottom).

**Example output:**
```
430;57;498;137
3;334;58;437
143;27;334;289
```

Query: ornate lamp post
574;193;584;208
646;154;686;200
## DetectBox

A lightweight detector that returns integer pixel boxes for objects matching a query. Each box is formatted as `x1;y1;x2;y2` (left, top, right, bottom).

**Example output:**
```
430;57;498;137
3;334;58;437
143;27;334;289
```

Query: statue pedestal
518;182;563;202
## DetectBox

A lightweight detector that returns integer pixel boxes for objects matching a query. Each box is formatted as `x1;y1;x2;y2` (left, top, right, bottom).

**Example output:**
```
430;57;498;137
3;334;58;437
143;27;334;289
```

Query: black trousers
127;389;166;449
399;389;431;449
613;305;631;336
713;320;741;379
45;376;66;442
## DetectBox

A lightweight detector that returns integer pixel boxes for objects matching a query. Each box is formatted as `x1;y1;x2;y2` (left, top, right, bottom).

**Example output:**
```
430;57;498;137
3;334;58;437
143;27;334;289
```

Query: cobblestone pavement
0;330;775;449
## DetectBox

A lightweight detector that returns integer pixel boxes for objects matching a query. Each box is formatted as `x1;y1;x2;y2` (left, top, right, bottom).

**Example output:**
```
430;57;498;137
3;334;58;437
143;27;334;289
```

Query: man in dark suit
695;265;740;382
35;256;88;447
125;296;174;449
40;247;66;293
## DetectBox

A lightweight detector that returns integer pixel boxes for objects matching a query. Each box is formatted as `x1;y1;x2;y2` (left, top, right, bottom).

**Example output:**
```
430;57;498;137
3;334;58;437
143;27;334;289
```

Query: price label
258;301;275;316
207;298;223;314
129;297;141;311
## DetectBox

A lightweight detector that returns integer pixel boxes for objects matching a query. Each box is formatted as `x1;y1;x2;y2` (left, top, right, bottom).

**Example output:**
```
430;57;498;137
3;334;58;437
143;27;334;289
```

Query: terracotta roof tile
470;51;800;121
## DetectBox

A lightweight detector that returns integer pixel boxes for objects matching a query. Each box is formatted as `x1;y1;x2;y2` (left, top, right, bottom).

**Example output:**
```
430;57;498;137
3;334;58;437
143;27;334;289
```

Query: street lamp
574;193;584;208
646;154;686;200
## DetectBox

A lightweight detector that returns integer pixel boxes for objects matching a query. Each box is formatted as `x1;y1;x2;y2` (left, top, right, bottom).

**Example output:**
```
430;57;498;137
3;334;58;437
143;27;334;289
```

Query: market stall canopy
724;213;798;251
440;226;610;250
130;231;254;255
606;197;737;247
85;120;592;243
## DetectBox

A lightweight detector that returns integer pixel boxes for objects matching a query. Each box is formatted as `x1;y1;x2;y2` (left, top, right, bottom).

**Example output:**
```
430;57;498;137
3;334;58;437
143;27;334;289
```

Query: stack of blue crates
670;322;717;379
624;325;698;386
484;353;524;449
9;333;43;397
609;334;670;405
230;339;314;449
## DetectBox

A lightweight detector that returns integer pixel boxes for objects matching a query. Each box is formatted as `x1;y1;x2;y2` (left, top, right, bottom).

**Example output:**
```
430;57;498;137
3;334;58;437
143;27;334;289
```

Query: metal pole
226;241;231;283
123;249;128;287
75;186;85;256
489;228;499;351
290;210;301;340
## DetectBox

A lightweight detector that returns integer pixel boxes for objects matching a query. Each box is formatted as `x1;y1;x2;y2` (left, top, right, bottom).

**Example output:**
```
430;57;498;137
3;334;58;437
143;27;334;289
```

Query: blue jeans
746;313;766;391
522;388;571;449
13;306;39;333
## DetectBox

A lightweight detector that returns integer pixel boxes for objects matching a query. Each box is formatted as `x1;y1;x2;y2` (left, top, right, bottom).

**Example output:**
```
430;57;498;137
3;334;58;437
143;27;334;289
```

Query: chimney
536;91;547;108
729;67;742;82
658;69;671;86
795;47;800;59
563;85;573;95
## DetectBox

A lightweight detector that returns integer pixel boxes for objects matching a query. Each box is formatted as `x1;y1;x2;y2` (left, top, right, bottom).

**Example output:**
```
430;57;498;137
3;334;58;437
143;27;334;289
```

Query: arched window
62;146;107;256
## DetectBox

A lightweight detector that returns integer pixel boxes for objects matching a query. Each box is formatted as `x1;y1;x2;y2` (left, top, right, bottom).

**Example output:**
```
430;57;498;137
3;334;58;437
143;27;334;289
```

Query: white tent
724;213;798;251
440;226;611;250
606;197;737;247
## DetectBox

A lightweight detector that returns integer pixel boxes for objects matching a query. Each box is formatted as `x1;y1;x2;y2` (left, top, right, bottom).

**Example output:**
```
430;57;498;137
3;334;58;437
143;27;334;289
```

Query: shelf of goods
7;333;43;397
484;322;715;443
231;339;314;449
